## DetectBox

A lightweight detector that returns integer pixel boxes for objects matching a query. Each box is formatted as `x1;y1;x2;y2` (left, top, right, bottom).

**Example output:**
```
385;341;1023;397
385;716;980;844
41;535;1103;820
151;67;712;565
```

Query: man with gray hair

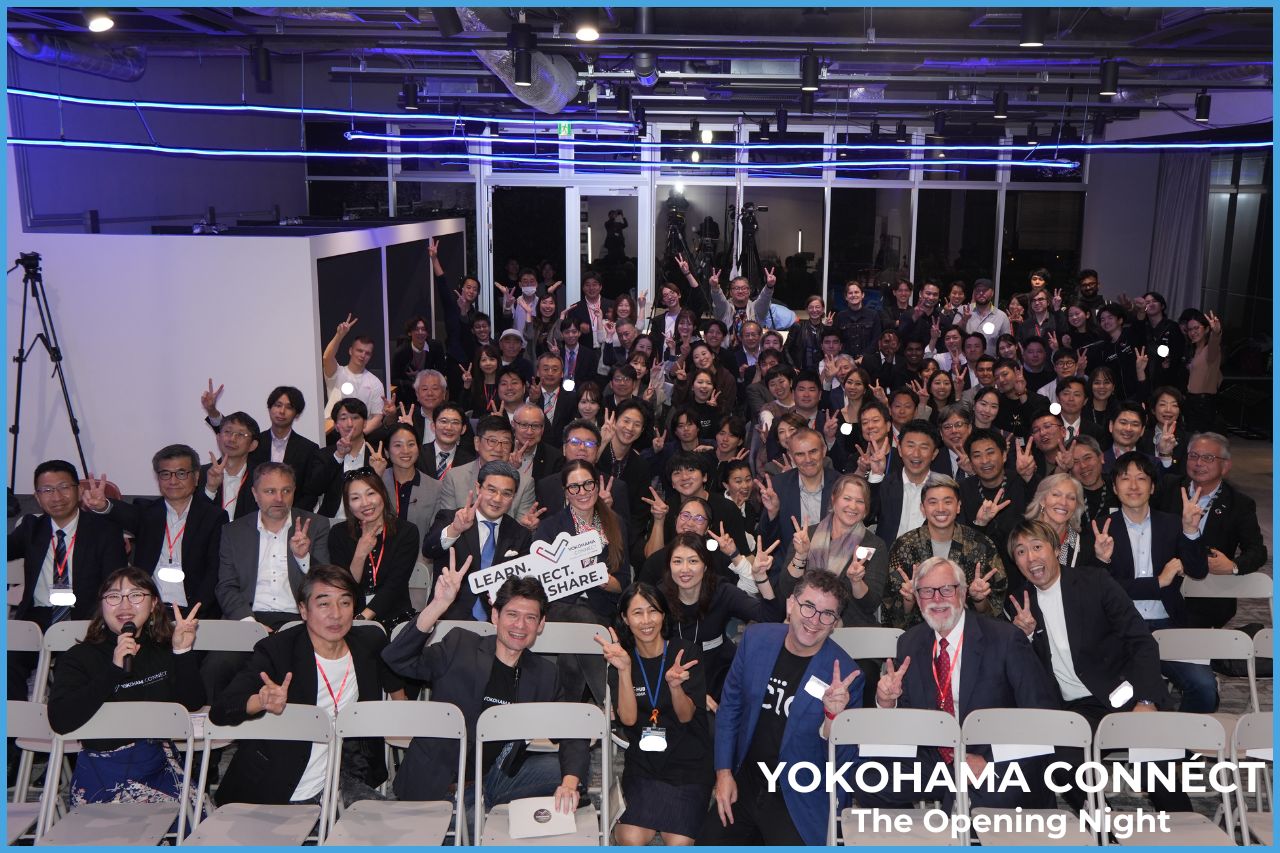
1153;432;1267;628
868;555;1057;810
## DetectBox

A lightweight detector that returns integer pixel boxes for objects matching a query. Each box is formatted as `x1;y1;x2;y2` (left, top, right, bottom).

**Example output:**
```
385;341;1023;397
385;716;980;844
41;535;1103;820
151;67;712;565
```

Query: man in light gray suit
205;461;330;697
438;415;536;521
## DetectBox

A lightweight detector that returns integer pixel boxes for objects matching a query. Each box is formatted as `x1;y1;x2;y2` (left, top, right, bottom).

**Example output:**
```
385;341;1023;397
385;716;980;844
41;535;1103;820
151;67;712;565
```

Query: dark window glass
1000;191;1084;299
914;189;997;289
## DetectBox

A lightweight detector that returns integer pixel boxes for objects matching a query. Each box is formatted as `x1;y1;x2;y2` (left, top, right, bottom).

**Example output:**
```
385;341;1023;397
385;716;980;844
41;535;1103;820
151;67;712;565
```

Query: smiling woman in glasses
47;566;204;816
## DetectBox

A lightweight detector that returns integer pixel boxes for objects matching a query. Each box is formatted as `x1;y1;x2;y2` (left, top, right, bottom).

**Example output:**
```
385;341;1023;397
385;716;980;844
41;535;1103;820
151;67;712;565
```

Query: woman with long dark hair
328;469;420;631
465;343;502;417
1141;386;1189;476
597;583;711;846
1084;366;1121;433
48;567;204;813
523;292;561;357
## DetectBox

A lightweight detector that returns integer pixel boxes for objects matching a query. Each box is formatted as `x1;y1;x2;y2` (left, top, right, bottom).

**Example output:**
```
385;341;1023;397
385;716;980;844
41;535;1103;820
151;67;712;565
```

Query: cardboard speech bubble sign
467;530;607;603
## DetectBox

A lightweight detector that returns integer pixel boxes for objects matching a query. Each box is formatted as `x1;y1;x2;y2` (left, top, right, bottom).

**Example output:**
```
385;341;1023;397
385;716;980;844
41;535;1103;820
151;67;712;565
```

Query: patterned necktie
1065;425;1076;444
51;530;70;624
435;451;451;479
543;391;556;419
472;520;499;621
934;638;955;763
566;348;576;377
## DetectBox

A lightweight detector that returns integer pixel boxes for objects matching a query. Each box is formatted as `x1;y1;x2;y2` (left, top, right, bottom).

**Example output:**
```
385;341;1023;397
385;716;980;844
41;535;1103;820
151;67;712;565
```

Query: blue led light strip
5;87;635;128
5;137;1084;170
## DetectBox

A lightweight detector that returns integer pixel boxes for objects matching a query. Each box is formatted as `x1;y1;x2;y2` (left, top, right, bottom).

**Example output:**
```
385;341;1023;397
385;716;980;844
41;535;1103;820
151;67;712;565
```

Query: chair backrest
476;701;605;744
425;619;496;646
828;707;961;749
192;619;269;652
1094;711;1226;755
7;620;43;653
203;702;332;744
33;620;93;702
1181;572;1273;601
528;622;610;656
7;700;50;742
961;708;1092;751
1233;711;1272;754
277;619;387;636
8;558;25;585
57;700;195;744
831;627;903;661
1152;627;1254;662
1253;628;1272;659
337;699;465;741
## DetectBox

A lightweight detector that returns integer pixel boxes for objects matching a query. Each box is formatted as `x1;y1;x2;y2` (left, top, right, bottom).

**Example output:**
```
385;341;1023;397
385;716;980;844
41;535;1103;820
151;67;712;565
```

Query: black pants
697;770;804;846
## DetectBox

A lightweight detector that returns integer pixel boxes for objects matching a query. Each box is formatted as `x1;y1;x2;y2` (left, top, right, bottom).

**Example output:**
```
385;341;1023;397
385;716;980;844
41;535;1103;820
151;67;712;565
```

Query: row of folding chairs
827;707;1274;847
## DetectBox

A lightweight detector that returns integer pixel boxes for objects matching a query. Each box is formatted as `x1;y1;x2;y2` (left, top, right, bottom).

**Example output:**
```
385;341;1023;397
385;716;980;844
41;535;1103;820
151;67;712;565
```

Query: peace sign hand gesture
82;472;110;512
1134;346;1149;374
1051;288;1063;312
1206;310;1221;335
381;396;398;422
200;378;225;418
896;565;916;605
431;548;473;610
257;671;293;716
600;409;617;448
642;486;669;519
451;488;481;534
1156;422;1178;456
764;267;777;288
289;517;312;559
518;501;548;531
974;487;1011;526
709;521;737;556
651;428;668;455
368;441;388;476
846;551;868;586
791;515;812;558
1181;484;1206;535
755;474;780;518
171;602;201;651
206;451;226;491
823;311;836;327
397;402;416;425
600;476;616;509
1091;518;1115;563
751;538;781;582
708;388;721;408
665;648;699;691
1014;438;1037;482
1009;592;1036;637
594;627;631;673
335;312;358;338
968;562;998;603
823;410;840;444
909;379;928;406
708;267;722;288
674;253;691;276
822;659;861;719
875;657;911;708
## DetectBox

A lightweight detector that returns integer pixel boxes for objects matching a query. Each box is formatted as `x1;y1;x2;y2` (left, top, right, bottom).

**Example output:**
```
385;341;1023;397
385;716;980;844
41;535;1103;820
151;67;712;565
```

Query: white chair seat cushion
186;802;320;846
325;799;454;846
37;802;179;846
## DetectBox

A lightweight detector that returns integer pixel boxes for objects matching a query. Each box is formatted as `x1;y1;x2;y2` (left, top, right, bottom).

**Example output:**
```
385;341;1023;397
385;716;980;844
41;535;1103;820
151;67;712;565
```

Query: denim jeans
1147;618;1220;713
463;747;570;832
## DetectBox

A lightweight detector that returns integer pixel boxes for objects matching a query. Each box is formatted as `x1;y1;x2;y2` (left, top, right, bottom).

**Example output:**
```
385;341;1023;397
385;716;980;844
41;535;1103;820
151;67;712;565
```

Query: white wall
1081;152;1161;292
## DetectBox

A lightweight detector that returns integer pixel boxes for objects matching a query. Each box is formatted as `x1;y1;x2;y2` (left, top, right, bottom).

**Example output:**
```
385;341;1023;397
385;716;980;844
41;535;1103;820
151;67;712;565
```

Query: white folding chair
1253;629;1272;711
1181;572;1273;623
408;558;434;612
960;708;1099;845
828;708;966;846
15;620;91;805
1093;711;1235;846
8;558;26;607
831;626;904;660
324;700;466;846
276;619;386;635
1153;628;1256;752
191;619;269;652
474;702;608;846
7;701;51;844
186;704;334;846
37;701;195;846
1232;711;1272;846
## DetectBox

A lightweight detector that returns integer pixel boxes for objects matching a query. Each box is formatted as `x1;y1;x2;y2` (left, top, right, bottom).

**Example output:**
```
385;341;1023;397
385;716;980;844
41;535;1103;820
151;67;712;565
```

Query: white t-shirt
1036;580;1092;701
291;652;356;802
325;364;386;419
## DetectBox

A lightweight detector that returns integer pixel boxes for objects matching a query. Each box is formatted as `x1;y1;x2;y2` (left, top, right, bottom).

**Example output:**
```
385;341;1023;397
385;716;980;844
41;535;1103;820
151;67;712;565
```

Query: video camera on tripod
738;201;769;233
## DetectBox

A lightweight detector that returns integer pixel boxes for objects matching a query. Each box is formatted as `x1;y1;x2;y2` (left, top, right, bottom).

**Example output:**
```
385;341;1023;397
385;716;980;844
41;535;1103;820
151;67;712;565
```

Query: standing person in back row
323;312;386;434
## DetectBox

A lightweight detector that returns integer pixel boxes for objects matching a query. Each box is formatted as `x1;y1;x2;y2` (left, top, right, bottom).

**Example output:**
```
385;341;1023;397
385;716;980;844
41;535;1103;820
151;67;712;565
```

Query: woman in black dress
328;469;420;632
599;583;710;845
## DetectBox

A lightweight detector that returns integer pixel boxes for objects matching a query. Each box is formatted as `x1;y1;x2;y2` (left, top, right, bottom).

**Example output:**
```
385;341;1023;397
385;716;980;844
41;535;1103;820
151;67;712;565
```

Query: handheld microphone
121;621;138;673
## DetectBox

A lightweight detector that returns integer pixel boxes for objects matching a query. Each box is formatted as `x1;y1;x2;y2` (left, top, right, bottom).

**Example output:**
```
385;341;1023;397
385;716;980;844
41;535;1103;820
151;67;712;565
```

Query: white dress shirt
154;499;190;606
1122;509;1169;621
250;514;309;615
34;513;79;607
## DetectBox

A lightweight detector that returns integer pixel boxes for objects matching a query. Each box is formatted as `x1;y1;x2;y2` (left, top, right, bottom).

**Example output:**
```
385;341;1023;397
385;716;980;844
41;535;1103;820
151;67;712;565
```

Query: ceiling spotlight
759;119;770;139
1019;8;1047;48
800;51;820;92
690;118;700;140
776;107;788;134
993;90;1009;120
690;150;701;163
933;112;946;136
402;81;419;110
1099;59;1119;97
800;91;815;115
1195;90;1212;123
253;42;272;92
1026;122;1039;146
700;128;714;144
508;21;536;87
870;118;880;139
615;84;631;113
895;121;908;143
85;8;114;32
433;7;463;39
514;50;532;86
573;9;599;42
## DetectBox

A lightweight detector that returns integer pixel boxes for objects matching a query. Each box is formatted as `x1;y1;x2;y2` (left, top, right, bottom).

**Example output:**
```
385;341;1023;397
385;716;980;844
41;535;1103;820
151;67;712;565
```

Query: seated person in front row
381;570;590;817
209;564;404;807
865;556;1058;812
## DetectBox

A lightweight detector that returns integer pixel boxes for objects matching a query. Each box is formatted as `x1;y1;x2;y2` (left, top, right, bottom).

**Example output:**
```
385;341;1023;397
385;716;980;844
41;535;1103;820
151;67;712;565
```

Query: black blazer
559;346;600;386
204;419;328;513
532;387;579;448
528;444;565;484
533;507;631;619
9;511;128;624
316;446;373;517
381;624;590;801
1104;508;1208;627
198;461;258;521
758;469;835;553
566;299;615;349
420;441;477;480
209;624;402;805
102;495;226;617
328;521;421;625
421;512;532;621
1004;565;1167;709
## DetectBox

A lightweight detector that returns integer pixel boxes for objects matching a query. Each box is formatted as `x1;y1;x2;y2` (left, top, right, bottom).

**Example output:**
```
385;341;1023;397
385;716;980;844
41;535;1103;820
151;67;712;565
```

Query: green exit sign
558;122;571;136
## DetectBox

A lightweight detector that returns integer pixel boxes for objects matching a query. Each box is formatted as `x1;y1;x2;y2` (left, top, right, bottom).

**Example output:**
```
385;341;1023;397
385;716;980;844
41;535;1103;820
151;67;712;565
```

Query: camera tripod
8;252;87;512
731;205;766;294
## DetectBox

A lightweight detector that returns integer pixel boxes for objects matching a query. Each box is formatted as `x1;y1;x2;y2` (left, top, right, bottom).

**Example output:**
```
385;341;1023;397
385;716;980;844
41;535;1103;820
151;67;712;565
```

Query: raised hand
651;428;668;455
867;437;891;476
823;311;836;327
460;363;473;390
493;281;511;299
974;487;1011;526
334;433;353;460
289;516;313;559
665;648;700;691
1051;288;1063;312
674;361;688;383
200;378;225;418
82;472;110;512
930;316;941;342
709;267;722;288
846;551;868;586
708;388;721;408
968;563;998;603
600;409;617;449
909;379;928;406
675;253;691;276
791;515;811;559
1181;484;1205;535
1007;300;1025;324
455;289;469;313
1206;310;1221;335
397;402;416;425
822;659;860;719
171;602;201;651
368;441;388;476
1046;331;1060;353
205;451;226;492
751;539;780;581
547;280;563;294
1091;518;1114;563
876;657;911;708
823;411;840;444
432;548;473;608
257;671;293;715
381;396;397;423
335;312;358;338
508;438;534;467
764;267;777;288
896;565;916;605
642;486;669;519
1159;557;1184;588
710;521;737;555
1014;438;1037;482
756;474;780;518
1009;592;1036;637
451;488;481;534
776;452;796;473
599;476;616;510
487;397;503;416
870;379;888;405
1156;422;1178;456
354;523;380;563
518;501;548;531
427;236;438;258
594;627;631;672
1134;346;1149;374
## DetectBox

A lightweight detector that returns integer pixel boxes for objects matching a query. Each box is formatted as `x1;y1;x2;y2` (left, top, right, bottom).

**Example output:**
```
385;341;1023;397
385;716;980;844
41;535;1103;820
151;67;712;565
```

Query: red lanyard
931;632;964;693
483;383;498;409
163;520;187;563
221;467;244;510
51;533;76;583
367;537;386;585
315;655;351;718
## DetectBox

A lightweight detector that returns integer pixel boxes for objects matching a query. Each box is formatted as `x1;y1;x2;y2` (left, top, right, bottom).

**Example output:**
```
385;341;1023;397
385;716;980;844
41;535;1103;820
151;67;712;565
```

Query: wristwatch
1136;699;1156;708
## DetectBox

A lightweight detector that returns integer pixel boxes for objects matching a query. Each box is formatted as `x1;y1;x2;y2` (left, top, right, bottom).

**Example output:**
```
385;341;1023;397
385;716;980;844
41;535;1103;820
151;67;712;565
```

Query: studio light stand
8;252;87;514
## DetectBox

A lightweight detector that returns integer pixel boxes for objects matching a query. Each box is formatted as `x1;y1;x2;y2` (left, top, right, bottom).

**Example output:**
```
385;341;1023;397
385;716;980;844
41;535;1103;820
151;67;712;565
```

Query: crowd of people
9;243;1268;844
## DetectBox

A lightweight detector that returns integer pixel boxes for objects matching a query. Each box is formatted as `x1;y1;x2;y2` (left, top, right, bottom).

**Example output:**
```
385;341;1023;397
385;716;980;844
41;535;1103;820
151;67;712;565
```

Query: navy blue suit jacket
759;468;835;552
1104;508;1208;626
715;623;862;846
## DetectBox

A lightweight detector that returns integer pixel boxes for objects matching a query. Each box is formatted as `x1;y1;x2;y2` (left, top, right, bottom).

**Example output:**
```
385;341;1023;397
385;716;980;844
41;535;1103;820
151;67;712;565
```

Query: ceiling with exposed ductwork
7;6;1273;130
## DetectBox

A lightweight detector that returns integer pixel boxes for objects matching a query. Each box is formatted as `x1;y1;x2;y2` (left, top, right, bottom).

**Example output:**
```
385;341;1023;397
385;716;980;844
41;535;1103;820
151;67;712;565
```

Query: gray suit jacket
437;458;535;519
381;470;441;552
215;509;331;619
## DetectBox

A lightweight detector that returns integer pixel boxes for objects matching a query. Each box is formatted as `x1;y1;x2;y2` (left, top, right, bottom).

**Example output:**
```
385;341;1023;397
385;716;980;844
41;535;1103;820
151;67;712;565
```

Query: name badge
49;582;76;607
804;675;829;701
639;727;667;752
157;562;185;584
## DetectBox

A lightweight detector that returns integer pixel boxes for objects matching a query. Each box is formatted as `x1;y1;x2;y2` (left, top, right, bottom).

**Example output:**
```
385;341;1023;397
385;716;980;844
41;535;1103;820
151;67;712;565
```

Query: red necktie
934;638;955;763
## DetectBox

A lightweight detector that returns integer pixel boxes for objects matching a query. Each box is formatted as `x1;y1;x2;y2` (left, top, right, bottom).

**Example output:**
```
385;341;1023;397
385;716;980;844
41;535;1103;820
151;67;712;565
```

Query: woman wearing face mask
328;470;420;632
502;272;543;333
598;583;711;846
48;568;204;813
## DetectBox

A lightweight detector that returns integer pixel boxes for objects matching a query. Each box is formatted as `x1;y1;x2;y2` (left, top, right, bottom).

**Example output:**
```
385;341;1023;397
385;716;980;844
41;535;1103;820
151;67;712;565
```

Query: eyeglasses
35;483;77;496
480;435;514;450
514;420;544;431
1187;451;1224;464
102;591;151;606
916;584;961;600
435;417;464;428
677;511;707;524
566;437;599;450
565;481;598;495
795;600;839;626
219;429;252;440
156;469;194;481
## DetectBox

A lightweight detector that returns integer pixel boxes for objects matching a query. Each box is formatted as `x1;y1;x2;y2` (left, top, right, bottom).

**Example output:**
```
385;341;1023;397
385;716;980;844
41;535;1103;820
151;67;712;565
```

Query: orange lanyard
316;655;351;718
51;533;76;583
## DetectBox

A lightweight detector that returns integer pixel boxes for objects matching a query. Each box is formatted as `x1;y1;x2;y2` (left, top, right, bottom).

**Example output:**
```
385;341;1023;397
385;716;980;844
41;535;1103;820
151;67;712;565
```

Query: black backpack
1211;622;1273;679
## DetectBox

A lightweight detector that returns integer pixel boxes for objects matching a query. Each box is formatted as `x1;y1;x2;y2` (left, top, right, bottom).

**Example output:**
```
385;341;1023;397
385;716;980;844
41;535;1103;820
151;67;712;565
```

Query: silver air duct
7;33;146;81
455;7;580;114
